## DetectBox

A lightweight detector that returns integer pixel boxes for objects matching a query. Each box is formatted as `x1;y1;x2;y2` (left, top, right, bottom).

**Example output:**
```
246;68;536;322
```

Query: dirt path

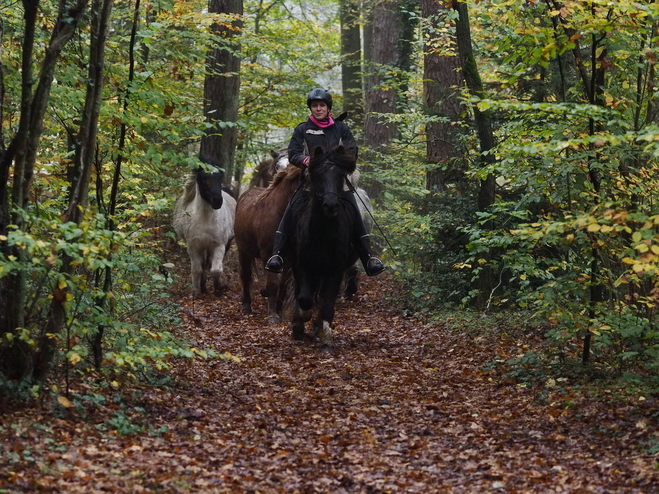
1;272;659;493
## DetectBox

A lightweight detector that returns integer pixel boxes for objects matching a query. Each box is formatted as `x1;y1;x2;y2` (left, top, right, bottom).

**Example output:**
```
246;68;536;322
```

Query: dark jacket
288;117;358;168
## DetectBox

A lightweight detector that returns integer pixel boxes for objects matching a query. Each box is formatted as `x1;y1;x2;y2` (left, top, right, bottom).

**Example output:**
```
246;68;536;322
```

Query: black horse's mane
308;146;357;175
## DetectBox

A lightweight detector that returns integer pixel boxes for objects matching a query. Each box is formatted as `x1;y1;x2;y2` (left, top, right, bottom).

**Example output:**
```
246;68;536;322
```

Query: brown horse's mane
256;165;303;204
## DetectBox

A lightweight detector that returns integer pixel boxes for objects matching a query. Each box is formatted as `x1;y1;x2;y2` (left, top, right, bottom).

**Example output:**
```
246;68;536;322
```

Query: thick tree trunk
340;0;363;128
423;0;464;193
200;0;243;183
363;0;401;201
364;0;399;148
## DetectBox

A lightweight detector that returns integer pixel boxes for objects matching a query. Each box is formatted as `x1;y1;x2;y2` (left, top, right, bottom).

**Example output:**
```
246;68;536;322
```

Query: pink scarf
309;113;334;128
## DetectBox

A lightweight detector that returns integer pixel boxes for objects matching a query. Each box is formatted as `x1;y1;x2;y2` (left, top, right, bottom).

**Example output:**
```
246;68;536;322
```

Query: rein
344;176;398;257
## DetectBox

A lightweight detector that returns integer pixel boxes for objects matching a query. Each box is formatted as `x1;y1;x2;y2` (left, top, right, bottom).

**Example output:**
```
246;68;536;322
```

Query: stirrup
265;254;284;273
365;257;385;277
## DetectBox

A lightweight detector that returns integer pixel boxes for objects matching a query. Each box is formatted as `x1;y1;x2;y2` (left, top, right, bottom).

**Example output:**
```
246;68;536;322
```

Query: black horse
288;145;359;352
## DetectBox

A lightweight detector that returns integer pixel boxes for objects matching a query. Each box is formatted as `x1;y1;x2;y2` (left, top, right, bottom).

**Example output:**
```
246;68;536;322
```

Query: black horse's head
196;155;225;209
308;146;357;218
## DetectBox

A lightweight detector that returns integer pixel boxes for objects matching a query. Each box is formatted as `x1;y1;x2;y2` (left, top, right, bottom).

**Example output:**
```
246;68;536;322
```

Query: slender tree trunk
452;0;496;308
583;25;608;365
0;0;88;380
200;0;243;183
91;0;141;369
34;0;111;380
423;0;464;193
452;0;495;211
396;0;419;112
340;0;363;128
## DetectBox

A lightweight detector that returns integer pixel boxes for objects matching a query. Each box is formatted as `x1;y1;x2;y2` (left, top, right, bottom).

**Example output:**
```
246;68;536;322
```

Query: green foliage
437;0;659;379
237;0;342;181
0;203;218;388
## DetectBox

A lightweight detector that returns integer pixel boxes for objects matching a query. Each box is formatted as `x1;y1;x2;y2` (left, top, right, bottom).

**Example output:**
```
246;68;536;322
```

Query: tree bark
452;0;495;211
0;0;89;381
200;0;243;183
452;0;496;308
364;0;400;149
362;0;402;201
423;0;464;193
35;0;110;381
340;0;364;128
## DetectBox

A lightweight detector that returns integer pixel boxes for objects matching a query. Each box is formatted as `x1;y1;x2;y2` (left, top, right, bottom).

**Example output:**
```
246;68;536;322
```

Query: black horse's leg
314;274;343;352
291;273;313;340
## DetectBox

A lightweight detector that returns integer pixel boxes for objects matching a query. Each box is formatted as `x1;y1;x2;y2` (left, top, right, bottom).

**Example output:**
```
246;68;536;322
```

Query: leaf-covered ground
2;265;659;493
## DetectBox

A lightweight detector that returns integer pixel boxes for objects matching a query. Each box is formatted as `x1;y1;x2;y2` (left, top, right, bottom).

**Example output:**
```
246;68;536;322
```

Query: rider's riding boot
357;234;385;277
265;231;287;273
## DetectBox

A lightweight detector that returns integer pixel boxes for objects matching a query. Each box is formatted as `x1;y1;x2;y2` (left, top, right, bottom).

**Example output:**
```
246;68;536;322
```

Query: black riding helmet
307;88;332;111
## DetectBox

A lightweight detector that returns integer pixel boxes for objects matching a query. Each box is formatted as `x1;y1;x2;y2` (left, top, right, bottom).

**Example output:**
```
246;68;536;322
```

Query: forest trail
1;264;659;493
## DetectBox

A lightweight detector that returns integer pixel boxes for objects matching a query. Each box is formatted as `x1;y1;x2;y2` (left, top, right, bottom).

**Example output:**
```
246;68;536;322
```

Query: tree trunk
423;0;464;193
396;0;419;112
0;0;88;381
340;0;364;128
452;0;496;308
34;0;111;381
200;0;243;183
363;0;401;201
452;0;495;211
583;29;607;365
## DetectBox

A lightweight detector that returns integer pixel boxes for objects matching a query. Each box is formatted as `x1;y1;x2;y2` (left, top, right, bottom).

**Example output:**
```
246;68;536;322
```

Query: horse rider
264;88;385;277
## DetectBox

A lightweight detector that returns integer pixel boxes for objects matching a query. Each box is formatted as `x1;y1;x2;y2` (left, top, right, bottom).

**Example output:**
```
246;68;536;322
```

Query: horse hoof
320;344;335;354
241;306;253;315
268;315;281;324
292;326;305;340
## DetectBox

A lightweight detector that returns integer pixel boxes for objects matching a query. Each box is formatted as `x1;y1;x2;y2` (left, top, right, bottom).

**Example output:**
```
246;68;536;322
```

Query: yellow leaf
587;223;600;232
68;352;81;365
632;232;643;242
140;116;148;123
58;278;67;289
651;245;659;255
57;396;73;408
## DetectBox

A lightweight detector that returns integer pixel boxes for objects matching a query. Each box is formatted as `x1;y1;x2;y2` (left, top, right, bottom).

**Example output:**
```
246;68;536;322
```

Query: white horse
173;166;236;297
344;169;375;299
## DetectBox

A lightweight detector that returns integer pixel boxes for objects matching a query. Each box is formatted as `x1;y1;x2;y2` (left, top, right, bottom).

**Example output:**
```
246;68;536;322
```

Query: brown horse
248;148;289;188
234;165;303;323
